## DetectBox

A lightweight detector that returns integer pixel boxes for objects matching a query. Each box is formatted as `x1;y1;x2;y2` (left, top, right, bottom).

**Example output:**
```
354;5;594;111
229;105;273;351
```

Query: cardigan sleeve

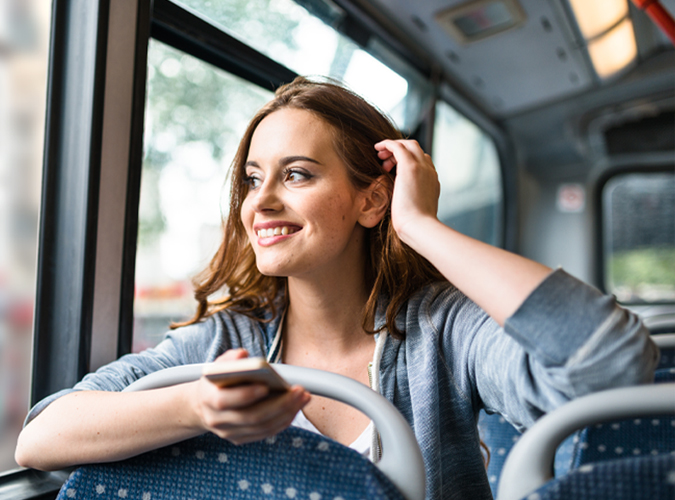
23;309;270;426
434;268;659;431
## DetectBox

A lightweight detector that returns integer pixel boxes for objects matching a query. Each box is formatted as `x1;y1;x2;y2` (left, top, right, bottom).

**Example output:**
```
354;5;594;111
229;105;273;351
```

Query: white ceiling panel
365;0;599;116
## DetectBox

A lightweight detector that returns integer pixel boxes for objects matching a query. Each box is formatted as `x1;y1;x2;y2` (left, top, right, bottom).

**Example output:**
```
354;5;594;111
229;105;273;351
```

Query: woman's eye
284;169;311;183
245;174;262;189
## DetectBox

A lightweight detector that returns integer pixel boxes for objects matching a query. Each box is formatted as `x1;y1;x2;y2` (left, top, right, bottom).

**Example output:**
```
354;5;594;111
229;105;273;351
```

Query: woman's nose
250;179;283;213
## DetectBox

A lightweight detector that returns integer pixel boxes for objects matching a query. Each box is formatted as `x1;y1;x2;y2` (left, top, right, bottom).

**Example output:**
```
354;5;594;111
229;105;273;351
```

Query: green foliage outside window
603;172;675;303
608;247;675;302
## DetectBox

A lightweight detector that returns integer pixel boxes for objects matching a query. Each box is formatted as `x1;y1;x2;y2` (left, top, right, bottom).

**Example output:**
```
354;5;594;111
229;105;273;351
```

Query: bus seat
653;333;675;370
56;426;404;500
478;413;577;497
478;410;521;495
497;383;675;500
55;363;425;500
521;453;675;500
565;367;675;469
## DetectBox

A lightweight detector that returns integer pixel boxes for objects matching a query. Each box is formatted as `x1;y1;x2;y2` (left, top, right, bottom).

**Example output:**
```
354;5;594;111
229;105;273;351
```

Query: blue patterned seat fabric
479;368;675;498
522;367;675;499
657;347;675;370
478;412;577;497
566;368;675;468
56;427;405;500
528;453;675;500
478;411;521;493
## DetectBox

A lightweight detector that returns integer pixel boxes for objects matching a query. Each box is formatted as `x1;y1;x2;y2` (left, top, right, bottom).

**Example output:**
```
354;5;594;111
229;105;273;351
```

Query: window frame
119;0;300;358
435;83;513;251
594;162;675;303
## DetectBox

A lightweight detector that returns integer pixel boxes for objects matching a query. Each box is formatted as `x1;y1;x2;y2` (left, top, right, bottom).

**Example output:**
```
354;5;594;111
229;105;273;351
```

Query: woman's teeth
257;226;297;238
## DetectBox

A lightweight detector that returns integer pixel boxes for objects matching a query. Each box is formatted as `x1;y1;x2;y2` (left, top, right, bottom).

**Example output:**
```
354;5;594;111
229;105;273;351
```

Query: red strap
630;0;675;45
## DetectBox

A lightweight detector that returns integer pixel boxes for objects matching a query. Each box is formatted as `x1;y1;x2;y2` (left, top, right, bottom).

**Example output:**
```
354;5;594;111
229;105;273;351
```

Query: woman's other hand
374;139;440;244
191;349;311;445
375;139;551;326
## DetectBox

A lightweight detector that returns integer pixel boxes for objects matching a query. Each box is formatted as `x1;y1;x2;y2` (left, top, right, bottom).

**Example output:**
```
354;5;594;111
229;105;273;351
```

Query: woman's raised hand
375;138;551;326
375;139;440;244
191;348;311;445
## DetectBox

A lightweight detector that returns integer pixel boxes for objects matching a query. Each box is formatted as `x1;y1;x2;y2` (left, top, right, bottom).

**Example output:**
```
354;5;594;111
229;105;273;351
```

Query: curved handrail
652;333;675;349
497;383;675;500
123;363;426;500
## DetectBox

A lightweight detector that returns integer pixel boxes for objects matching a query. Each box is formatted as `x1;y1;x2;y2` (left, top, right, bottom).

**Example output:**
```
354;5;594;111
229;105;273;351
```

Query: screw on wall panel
446;50;460;63
541;16;553;32
411;15;428;32
556;47;567;61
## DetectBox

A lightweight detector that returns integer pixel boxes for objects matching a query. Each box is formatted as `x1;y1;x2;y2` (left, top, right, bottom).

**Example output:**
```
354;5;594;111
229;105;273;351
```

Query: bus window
134;40;273;352
602;171;675;303
173;0;429;132
0;0;51;473
432;100;503;246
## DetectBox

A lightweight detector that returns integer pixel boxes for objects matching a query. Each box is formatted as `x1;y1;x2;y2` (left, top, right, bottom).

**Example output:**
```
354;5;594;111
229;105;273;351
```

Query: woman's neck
284;268;373;357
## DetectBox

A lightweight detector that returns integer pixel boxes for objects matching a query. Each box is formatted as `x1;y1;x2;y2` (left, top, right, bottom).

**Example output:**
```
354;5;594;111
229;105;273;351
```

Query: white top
269;313;384;463
291;410;373;459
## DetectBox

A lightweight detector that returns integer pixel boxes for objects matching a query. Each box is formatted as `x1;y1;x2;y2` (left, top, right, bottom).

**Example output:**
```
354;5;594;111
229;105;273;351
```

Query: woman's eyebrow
279;155;322;166
244;156;323;169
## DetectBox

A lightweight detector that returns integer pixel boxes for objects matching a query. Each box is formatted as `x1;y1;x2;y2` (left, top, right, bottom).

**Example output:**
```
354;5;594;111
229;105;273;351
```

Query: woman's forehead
247;108;337;162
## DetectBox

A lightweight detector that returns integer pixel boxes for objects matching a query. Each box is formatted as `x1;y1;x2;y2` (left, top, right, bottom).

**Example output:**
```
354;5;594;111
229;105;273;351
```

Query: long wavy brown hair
175;76;446;339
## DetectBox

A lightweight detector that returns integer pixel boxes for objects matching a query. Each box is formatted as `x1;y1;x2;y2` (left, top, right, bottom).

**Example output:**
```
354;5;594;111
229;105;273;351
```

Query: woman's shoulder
398;280;493;338
171;306;273;348
405;280;468;314
172;305;270;335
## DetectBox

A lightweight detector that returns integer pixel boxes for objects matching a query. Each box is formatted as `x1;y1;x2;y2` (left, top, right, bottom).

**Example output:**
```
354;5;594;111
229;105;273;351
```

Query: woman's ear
358;175;391;228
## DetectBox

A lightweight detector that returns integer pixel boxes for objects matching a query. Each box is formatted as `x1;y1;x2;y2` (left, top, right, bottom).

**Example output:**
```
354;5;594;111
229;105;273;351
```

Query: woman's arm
375;139;551;326
15;349;310;471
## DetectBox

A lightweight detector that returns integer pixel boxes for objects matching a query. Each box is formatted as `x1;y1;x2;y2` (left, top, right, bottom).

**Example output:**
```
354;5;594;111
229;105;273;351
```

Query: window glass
0;0;51;472
172;0;430;133
134;40;273;351
603;172;675;303
432;100;503;246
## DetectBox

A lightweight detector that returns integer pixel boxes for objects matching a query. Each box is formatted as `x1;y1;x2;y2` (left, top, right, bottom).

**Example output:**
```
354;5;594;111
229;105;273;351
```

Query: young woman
16;77;658;499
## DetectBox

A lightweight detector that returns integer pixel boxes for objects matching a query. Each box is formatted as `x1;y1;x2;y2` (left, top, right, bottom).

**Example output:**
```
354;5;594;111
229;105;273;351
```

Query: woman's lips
256;225;300;238
253;223;302;246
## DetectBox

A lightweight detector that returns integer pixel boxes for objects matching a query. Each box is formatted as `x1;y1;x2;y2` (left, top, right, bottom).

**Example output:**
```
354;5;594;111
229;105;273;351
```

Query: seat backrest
55;363;425;500
528;453;675;500
657;347;675;369
569;368;675;468
498;383;675;500
478;412;577;497
121;362;425;500
56;427;406;500
653;333;675;370
481;335;674;498
478;410;521;495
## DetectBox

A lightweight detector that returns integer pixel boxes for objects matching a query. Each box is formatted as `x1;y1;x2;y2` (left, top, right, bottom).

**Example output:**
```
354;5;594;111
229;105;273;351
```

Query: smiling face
240;108;371;280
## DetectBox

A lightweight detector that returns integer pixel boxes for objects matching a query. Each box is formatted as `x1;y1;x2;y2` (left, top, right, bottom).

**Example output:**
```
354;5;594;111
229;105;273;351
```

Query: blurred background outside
603;172;675;303
0;0;50;473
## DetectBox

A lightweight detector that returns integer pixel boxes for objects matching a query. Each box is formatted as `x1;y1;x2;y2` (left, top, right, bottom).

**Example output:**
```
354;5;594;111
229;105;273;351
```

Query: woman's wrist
395;215;445;258
182;380;210;433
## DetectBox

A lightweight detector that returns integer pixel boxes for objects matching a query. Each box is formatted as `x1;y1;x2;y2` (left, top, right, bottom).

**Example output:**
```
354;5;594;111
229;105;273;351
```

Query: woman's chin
255;262;291;278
